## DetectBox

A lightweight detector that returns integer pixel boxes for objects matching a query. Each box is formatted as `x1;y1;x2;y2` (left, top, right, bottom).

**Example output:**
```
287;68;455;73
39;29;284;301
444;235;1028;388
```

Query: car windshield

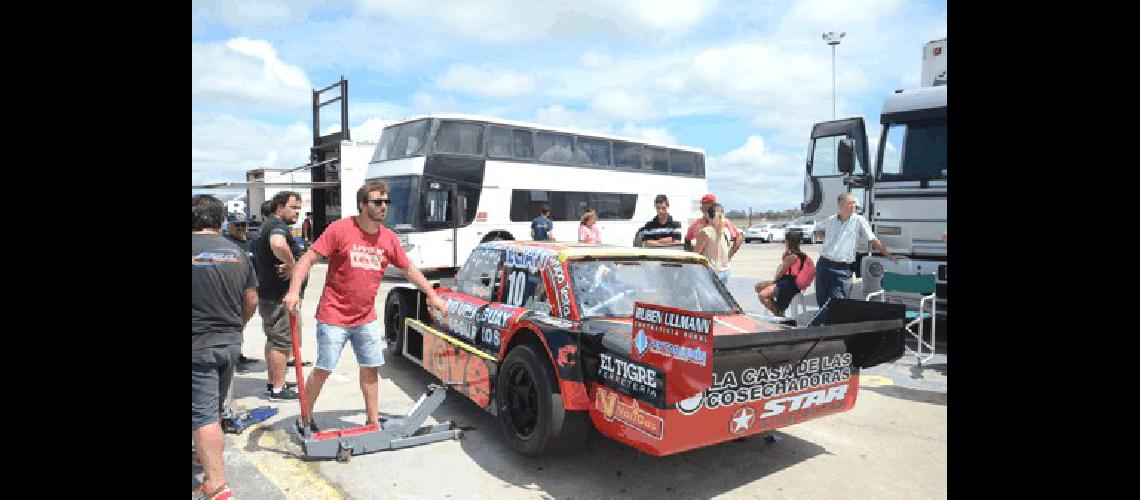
569;260;738;319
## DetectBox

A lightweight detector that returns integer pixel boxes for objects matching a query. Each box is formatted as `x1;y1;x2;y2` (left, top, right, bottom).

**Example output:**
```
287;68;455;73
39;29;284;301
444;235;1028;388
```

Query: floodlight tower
822;31;846;119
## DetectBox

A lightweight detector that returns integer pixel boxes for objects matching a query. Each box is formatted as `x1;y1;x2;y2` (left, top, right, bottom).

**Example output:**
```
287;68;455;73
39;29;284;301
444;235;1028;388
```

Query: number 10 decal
506;270;526;306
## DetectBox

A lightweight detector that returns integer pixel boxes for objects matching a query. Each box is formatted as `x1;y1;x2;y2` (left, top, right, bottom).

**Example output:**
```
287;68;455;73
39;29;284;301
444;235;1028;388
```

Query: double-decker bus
366;114;709;272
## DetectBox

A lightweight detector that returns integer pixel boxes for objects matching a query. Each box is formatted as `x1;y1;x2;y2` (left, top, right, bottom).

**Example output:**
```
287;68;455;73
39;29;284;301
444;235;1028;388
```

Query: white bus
365;114;710;272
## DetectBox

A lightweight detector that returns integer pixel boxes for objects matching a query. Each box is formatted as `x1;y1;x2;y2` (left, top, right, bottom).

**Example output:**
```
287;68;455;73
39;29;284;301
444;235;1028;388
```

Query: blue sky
192;0;946;211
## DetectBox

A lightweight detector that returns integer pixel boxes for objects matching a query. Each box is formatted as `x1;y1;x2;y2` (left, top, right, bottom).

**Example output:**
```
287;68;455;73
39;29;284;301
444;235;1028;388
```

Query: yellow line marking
406;318;497;361
859;375;895;387
240;427;345;499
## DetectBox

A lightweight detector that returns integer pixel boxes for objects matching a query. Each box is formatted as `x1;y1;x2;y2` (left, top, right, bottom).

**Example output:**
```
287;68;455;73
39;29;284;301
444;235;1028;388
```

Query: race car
383;241;906;457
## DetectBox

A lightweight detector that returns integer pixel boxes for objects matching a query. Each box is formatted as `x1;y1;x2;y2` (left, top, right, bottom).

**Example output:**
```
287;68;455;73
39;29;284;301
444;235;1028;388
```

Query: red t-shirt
311;217;410;327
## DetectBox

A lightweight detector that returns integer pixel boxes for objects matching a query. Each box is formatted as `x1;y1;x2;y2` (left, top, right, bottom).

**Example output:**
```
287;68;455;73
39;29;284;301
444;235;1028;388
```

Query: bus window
575;137;611;167
589;192;637;220
669;150;695;175
810;135;841;176
694;153;706;177
373;119;431;161
535;132;574;163
645;147;669;172
423;184;454;229
487;126;534;159
433;121;485;156
613;142;642;169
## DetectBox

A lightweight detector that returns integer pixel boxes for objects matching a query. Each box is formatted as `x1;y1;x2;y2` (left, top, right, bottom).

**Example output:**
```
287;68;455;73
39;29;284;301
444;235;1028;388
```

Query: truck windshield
570;260;738;319
878;117;946;180
377;175;420;231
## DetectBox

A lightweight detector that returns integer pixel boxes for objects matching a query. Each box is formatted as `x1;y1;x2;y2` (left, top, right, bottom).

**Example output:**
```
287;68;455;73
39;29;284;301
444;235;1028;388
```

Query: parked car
381;241;906;457
744;223;786;243
785;219;817;244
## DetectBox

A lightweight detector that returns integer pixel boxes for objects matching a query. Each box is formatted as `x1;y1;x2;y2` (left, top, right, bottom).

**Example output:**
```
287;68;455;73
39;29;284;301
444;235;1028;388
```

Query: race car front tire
497;343;590;456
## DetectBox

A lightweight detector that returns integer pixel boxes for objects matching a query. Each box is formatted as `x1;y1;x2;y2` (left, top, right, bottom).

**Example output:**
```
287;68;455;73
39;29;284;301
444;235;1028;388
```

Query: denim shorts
315;320;385;371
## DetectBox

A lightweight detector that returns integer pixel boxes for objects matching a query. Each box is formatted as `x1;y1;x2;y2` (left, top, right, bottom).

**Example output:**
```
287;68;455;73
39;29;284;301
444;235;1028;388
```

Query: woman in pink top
578;209;601;244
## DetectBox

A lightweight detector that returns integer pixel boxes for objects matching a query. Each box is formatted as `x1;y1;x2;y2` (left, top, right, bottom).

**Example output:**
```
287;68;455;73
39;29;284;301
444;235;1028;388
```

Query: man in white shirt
812;193;899;307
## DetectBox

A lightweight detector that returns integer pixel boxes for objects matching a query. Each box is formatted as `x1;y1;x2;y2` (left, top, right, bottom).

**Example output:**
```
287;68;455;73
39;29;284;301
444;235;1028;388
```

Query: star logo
634;329;649;357
729;406;756;434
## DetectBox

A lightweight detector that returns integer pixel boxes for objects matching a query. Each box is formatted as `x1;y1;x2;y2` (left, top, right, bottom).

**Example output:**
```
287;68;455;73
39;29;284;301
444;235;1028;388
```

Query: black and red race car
383;241;905;457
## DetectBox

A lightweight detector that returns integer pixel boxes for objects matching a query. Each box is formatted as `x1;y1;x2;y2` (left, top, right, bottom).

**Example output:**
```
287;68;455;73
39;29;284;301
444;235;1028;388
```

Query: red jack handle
288;312;310;425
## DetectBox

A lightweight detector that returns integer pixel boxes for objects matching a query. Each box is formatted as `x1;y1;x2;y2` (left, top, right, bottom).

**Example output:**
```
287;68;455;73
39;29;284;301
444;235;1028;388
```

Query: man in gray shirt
193;195;258;499
813;193;898;307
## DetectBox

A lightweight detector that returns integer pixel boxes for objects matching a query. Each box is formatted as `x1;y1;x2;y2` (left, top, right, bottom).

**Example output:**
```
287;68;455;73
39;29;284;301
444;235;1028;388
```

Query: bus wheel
496;344;590;456
383;290;412;358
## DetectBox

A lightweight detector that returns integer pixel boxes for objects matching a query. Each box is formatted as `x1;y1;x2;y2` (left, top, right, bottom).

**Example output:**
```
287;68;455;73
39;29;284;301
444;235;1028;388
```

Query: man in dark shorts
193;194;258;500
255;191;306;401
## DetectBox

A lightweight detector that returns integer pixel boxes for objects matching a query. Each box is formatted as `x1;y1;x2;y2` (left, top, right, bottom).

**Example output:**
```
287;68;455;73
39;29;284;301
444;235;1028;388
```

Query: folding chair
866;272;937;363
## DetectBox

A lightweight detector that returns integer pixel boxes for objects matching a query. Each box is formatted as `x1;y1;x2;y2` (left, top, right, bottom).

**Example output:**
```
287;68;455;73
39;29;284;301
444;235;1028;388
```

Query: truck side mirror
837;139;855;174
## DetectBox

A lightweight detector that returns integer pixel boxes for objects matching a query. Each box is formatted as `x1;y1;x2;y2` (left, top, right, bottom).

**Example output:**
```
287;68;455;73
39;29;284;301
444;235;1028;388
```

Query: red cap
700;193;717;204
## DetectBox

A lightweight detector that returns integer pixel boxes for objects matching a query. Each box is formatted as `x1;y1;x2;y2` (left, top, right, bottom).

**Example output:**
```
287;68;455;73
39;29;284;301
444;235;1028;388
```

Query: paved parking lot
196;241;946;499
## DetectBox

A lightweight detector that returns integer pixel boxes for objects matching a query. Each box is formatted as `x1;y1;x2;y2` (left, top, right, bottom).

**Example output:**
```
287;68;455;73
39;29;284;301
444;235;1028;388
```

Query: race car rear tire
383;290;413;358
497;344;589;456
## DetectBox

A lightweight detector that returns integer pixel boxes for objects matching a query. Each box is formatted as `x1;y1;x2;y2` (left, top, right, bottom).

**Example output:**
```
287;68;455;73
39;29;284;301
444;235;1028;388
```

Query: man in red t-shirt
283;181;446;430
684;193;743;259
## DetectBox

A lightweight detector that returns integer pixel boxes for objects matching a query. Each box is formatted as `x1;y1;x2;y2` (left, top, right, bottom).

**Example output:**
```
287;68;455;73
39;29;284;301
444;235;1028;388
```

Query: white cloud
581;51;611;69
618;123;677;146
781;0;904;28
437;65;536;98
590;90;657;122
356;0;717;42
705;135;804;211
192;38;312;110
192;112;313;186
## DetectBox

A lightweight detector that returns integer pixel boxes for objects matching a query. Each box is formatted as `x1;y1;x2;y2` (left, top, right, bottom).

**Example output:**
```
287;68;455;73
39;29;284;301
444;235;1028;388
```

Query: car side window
457;248;503;301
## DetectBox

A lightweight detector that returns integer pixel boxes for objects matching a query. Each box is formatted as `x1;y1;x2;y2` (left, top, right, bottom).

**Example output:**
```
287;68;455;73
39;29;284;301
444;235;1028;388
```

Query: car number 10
505;270;527;306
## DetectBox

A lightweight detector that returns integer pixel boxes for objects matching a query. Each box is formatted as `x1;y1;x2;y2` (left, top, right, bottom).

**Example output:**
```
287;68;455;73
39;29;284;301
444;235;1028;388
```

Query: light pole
822;31;846;119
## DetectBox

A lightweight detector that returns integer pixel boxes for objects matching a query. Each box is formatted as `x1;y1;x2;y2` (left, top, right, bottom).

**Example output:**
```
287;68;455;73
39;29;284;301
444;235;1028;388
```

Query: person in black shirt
192;195;257;500
224;218;260;368
255;191;306;400
639;194;683;247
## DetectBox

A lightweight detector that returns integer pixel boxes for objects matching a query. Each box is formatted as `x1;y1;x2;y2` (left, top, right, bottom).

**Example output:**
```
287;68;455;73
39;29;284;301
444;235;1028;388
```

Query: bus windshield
374;119;431;162
878;117;946;180
379;175;420;231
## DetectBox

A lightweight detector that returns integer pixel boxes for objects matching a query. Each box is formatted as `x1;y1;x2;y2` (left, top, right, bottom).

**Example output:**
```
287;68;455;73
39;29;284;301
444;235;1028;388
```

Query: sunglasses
368;198;391;206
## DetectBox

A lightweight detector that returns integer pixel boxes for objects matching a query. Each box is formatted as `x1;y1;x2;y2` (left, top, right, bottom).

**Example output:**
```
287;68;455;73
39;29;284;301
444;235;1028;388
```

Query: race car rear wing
714;299;907;369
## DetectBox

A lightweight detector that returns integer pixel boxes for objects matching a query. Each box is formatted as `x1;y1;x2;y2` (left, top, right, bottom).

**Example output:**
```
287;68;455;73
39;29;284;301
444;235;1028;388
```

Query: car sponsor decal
676;353;854;415
598;351;665;408
557;344;578;368
593;386;664;440
410;319;496;409
443;296;484;343
728;406;757;434
479;304;522;351
631;303;714;404
547;259;574;318
502;246;557;272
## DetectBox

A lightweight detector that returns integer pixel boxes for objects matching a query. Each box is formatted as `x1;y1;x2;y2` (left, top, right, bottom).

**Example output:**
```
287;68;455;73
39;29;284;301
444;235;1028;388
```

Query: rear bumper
588;372;861;456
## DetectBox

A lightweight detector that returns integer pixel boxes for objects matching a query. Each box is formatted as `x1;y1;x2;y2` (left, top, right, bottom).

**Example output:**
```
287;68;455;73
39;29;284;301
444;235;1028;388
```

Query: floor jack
220;364;279;434
288;313;463;463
